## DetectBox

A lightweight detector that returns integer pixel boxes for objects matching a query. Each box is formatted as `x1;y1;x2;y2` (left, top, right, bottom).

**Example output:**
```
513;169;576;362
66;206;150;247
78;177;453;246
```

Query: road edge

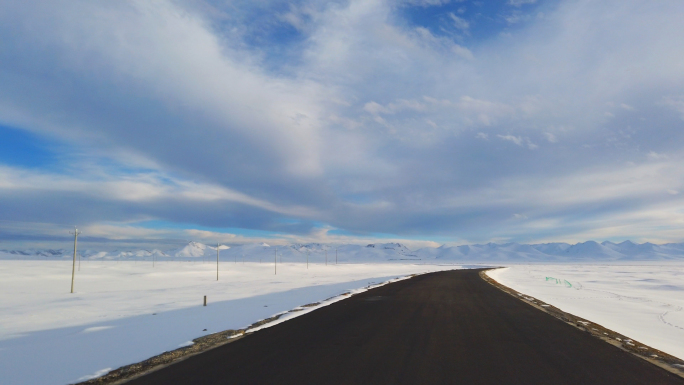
71;272;427;385
479;268;684;380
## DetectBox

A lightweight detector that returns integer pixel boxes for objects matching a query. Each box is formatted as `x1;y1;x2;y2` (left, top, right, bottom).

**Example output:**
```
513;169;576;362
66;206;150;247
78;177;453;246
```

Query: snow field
0;260;461;385
488;264;684;360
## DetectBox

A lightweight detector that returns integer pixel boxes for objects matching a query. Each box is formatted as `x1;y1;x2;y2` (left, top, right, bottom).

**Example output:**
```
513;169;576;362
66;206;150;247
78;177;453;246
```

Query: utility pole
216;243;220;281
274;248;277;275
70;227;81;294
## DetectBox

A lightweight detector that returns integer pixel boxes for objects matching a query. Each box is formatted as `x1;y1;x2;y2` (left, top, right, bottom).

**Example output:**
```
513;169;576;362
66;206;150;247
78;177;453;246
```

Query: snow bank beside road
0;260;460;385
488;264;684;360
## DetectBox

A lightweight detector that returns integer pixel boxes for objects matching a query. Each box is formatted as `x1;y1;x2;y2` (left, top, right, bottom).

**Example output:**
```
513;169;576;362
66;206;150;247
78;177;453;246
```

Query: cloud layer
1;0;684;246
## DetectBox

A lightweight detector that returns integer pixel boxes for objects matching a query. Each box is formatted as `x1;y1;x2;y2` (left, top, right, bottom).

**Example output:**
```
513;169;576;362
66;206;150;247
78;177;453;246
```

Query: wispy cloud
508;0;537;6
497;134;524;146
1;0;684;245
449;13;470;32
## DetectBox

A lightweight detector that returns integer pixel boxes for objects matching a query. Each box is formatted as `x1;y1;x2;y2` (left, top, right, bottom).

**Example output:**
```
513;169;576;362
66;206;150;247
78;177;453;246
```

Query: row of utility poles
224;246;340;276
68;227;340;292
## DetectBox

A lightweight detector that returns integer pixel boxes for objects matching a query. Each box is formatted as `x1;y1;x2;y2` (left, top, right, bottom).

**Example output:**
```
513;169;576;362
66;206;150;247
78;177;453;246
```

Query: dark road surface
127;269;684;385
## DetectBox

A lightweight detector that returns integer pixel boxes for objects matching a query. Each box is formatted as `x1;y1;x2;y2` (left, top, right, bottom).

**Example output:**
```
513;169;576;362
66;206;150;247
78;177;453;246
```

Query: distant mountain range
2;240;684;262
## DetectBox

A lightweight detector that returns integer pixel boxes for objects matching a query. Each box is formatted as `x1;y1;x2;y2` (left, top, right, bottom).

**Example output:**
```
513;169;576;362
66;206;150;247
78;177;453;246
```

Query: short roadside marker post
204;296;207;306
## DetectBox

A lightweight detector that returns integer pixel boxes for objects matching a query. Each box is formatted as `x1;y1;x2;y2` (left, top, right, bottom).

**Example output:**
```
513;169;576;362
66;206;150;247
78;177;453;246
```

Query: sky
1;0;684;249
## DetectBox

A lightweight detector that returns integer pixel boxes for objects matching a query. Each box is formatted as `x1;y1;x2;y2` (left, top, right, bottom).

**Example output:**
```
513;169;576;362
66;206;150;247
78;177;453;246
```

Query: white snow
5;239;684;263
488;264;684;360
3;239;684;385
77;368;112;382
0;259;461;385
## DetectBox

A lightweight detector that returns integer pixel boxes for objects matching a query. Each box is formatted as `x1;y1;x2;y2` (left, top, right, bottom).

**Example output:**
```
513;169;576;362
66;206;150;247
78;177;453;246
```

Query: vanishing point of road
127;269;684;384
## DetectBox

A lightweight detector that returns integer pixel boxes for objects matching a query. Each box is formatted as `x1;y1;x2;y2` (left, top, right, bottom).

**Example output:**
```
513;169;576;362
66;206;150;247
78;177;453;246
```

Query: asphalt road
127;269;684;384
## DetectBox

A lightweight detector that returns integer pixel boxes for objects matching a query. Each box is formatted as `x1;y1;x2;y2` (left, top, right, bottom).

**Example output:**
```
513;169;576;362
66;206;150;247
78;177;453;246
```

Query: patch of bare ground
480;269;684;380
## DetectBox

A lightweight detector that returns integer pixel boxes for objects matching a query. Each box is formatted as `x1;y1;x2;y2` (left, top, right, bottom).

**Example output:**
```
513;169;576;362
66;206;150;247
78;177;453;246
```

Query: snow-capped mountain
2;240;684;262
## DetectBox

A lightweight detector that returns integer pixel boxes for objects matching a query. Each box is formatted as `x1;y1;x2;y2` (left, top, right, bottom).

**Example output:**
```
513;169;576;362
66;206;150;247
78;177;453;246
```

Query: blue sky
1;0;684;249
0;125;57;168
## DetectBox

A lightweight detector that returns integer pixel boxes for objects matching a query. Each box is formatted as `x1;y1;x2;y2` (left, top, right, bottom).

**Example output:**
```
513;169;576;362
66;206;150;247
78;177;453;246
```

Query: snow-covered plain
3;240;684;385
0;259;462;385
488;264;684;360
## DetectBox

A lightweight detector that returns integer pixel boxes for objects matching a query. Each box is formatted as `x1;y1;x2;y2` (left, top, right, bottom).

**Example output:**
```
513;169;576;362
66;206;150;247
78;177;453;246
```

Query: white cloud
363;101;389;115
451;43;475;60
496;135;537;149
505;13;523;24
509;0;537;6
497;134;523;146
660;96;684;120
0;165;319;218
456;96;515;126
1;0;330;179
647;151;668;160
278;4;318;32
399;0;454;7
413;27;474;59
449;13;470;31
363;99;427;115
2;0;684;244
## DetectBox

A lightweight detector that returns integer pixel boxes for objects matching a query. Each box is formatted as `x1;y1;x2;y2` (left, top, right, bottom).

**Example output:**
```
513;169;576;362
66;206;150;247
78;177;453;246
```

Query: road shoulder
481;268;684;379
